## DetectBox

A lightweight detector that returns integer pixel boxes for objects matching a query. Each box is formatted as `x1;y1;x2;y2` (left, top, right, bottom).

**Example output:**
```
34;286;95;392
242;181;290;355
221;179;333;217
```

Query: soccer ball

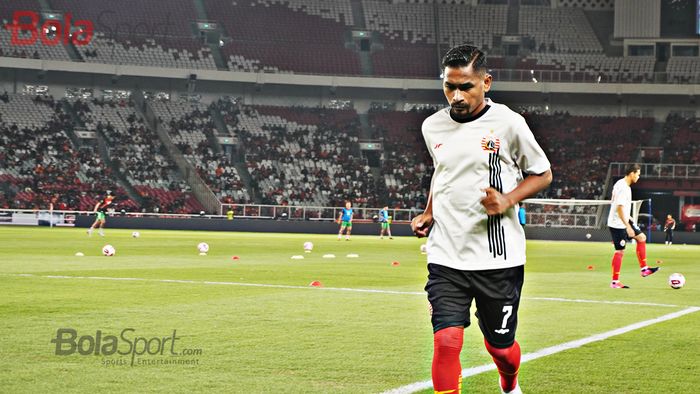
585;233;591;239
420;244;428;254
131;231;140;238
197;242;209;253
668;273;685;289
102;244;115;256
303;241;313;252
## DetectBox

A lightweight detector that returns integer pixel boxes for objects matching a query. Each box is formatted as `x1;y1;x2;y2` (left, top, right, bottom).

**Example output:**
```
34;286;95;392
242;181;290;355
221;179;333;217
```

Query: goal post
521;198;649;230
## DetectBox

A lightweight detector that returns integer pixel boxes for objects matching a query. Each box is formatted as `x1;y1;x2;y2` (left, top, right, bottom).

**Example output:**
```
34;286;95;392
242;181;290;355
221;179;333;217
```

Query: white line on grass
3;273;687;308
381;306;700;394
526;296;680;308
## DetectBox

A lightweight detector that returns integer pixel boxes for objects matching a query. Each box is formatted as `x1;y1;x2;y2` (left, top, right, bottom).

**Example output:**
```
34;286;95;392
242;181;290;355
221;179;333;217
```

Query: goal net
521;198;647;229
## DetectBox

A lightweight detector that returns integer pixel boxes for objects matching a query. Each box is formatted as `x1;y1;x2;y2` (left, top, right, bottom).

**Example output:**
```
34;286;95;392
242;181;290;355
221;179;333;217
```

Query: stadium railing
483;69;700;85
609;162;700;179
0;206;417;226
1;197;647;231
522;198;648;230
219;204;416;223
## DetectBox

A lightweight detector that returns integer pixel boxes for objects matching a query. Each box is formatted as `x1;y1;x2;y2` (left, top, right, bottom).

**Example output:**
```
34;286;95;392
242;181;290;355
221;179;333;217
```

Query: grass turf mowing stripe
2;273;688;308
380;306;700;394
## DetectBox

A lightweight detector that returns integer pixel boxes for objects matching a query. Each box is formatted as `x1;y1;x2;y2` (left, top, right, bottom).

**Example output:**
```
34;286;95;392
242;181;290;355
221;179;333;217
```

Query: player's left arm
482;115;552;216
482;170;552;215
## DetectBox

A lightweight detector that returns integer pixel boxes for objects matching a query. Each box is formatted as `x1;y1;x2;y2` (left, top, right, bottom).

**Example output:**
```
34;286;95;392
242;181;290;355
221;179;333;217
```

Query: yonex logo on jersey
434;143;443;149
481;136;500;153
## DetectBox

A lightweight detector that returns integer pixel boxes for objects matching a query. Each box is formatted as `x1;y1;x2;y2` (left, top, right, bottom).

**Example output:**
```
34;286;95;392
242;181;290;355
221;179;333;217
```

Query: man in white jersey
411;44;552;394
607;164;659;289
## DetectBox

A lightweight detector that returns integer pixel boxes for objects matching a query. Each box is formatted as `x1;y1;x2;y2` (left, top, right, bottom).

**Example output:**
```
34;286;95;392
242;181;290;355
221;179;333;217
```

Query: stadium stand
437;4;507;51
224;103;375;208
0;0;39;19
0;94;135;211
520;6;603;54
0;28;73;61
205;0;360;75
525;112;654;199
256;0;354;26
660;113;700;165
150;99;251;204
72;98;202;213
667;57;700;84
363;1;434;44
526;53;656;82
369;109;433;209
77;33;217;70
3;0;699;83
48;0;216;69
365;1;506;78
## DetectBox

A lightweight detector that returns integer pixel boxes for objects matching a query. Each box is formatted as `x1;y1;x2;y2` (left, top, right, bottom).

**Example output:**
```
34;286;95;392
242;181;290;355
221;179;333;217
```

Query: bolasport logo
3;10;94;46
51;328;203;367
3;10;178;48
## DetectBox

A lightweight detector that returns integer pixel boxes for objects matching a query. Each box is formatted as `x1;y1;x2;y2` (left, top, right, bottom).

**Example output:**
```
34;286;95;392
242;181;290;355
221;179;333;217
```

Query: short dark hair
441;44;488;74
625;163;641;175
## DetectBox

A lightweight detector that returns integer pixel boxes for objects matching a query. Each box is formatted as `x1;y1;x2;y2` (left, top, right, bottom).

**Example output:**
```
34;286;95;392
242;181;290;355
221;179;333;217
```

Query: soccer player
411;44;552;394
378;205;393;239
664;214;675;245
607;164;659;288
337;201;353;241
87;193;115;237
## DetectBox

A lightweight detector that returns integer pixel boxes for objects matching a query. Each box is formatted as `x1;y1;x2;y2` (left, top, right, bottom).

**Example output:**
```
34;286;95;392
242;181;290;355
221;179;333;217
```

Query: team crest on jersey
481;136;500;153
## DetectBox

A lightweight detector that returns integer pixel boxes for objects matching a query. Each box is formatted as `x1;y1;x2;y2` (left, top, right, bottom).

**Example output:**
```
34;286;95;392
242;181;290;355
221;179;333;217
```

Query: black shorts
425;263;524;348
609;219;642;251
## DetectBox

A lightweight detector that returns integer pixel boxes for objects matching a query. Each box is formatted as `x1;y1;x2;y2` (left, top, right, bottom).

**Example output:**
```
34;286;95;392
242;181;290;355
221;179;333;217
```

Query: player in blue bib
378;205;393;239
337;201;353;241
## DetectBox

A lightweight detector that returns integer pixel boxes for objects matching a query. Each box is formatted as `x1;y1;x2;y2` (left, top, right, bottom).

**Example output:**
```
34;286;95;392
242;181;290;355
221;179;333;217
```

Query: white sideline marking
381;306;700;394
1;274;686;308
527;296;680;308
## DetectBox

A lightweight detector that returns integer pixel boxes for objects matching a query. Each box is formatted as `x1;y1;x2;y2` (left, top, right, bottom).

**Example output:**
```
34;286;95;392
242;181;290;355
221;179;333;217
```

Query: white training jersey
422;98;551;271
607;178;632;229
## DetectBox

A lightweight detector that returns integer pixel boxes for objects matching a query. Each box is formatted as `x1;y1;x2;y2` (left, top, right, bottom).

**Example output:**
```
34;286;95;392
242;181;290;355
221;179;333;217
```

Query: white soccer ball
585;233;591;239
303;241;313;252
668;273;685;289
420;244;428;254
132;231;140;238
102;244;115;256
197;242;209;253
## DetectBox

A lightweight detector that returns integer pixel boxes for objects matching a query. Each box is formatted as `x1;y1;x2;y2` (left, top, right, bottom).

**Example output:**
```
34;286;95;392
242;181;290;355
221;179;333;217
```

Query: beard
450;104;471;120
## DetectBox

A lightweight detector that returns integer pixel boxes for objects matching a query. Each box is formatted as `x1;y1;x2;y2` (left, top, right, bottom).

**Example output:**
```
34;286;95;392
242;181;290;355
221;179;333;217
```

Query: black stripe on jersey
487;151;507;260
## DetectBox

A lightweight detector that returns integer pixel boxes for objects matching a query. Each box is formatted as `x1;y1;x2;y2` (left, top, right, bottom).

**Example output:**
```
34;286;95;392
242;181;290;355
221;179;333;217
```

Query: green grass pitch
1;226;698;393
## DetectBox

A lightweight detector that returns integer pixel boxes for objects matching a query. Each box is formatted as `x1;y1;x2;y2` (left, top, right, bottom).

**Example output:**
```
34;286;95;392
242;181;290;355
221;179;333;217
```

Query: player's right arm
411;190;433;238
93;201;100;213
413;120;438;238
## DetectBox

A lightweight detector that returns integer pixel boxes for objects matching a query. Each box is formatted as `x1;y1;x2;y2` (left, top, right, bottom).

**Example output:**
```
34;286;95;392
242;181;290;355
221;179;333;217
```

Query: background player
664;214;676;245
87;193;115;237
607;164;659;288
411;44;552;394
378;205;393;239
337;201;353;241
